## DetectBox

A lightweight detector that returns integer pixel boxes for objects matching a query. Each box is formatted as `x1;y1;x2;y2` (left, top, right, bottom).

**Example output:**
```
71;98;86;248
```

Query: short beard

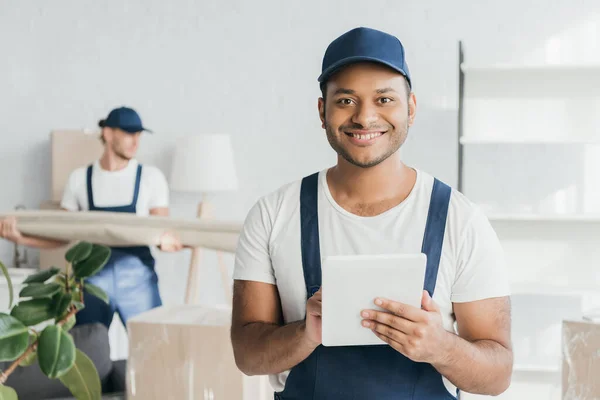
112;143;132;161
325;120;408;168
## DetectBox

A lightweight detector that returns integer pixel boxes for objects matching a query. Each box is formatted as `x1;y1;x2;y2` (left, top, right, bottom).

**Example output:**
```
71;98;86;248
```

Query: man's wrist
298;322;319;351
432;329;456;369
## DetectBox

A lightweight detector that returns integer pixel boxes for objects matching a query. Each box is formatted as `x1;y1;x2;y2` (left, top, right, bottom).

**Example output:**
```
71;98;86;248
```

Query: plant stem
65;262;72;292
0;306;77;384
79;282;84;306
57;306;78;328
0;343;37;384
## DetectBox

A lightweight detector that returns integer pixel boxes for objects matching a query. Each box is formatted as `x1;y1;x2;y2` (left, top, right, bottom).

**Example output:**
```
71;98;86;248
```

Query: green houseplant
0;241;111;400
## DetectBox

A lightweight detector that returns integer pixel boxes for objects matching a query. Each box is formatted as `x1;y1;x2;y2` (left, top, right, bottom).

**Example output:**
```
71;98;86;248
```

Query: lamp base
184;201;232;305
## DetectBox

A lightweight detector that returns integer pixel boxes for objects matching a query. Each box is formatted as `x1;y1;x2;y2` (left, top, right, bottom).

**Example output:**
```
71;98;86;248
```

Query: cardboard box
127;305;272;400
562;319;600;399
50;130;103;202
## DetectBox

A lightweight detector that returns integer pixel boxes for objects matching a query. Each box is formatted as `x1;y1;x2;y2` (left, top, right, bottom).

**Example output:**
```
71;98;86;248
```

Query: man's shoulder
429;176;490;242
139;164;167;180
250;171;324;222
416;170;485;236
255;175;306;210
67;165;90;184
416;170;480;217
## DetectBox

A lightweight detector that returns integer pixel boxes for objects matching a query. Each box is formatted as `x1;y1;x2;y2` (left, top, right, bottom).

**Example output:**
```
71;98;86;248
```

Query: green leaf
0;385;18;400
65;242;93;264
83;283;109;305
10;298;54;326
23;267;60;284
73;301;85;312
62;315;76;332
59;349;102;400
72;289;82;303
19;349;37;367
19;283;62;299
0;261;14;310
54;274;67;287
0;313;29;361
53;293;73;318
73;245;110;279
38;325;75;379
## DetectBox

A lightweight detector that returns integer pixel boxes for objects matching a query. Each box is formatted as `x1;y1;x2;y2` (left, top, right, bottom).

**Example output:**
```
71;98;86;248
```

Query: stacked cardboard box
562;319;600;399
127;305;272;400
39;130;103;270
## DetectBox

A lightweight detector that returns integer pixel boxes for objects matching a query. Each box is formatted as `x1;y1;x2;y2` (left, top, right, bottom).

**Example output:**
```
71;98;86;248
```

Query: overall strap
300;172;322;299
130;164;143;208
421;178;452;297
86;165;96;209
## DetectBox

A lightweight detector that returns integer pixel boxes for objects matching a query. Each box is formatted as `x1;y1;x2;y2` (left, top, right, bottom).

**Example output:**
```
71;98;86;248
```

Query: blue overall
75;164;162;329
275;173;457;400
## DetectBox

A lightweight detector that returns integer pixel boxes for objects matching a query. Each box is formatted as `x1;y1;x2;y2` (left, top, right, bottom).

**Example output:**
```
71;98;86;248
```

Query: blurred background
1;1;600;398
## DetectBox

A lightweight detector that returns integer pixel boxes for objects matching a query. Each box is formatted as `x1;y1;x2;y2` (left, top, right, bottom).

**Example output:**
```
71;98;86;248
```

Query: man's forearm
19;235;68;250
433;333;513;396
232;321;317;376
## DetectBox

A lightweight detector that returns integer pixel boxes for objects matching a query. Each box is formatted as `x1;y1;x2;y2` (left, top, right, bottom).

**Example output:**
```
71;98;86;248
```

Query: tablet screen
322;253;426;347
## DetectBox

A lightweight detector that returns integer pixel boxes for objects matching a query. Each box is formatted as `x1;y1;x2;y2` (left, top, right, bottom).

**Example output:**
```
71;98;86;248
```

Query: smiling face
319;62;417;169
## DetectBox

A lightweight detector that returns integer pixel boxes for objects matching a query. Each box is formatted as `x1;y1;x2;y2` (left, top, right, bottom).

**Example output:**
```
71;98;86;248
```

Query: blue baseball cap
318;27;412;88
98;107;152;134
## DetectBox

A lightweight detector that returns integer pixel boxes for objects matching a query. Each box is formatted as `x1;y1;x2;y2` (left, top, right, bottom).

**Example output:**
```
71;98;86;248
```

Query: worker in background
0;106;182;329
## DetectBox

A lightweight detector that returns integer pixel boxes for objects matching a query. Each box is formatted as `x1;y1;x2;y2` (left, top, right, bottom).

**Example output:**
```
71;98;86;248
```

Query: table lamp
170;134;238;304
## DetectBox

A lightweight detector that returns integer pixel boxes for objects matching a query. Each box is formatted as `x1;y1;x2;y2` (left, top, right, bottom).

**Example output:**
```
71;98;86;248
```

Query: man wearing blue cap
231;27;512;398
0;106;181;328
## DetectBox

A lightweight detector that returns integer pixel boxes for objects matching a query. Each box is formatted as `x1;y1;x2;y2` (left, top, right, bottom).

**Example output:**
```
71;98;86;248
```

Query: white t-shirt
233;168;510;393
60;159;169;215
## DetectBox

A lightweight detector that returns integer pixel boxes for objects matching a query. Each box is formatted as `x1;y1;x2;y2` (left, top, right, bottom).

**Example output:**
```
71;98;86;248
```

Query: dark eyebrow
332;87;398;96
376;87;397;94
332;88;356;96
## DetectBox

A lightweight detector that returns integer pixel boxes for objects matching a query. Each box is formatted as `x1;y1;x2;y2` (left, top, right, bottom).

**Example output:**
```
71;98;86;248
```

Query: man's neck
99;150;130;172
326;154;416;216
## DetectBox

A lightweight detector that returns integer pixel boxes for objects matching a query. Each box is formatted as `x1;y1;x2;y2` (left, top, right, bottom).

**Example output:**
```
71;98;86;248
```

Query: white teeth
351;132;382;140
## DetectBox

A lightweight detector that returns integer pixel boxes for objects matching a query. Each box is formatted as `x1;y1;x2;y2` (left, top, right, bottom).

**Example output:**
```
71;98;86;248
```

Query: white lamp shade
170;134;238;193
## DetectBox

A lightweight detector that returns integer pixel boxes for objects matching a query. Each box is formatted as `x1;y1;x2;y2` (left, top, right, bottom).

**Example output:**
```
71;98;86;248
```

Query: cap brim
318;56;411;87
120;126;153;134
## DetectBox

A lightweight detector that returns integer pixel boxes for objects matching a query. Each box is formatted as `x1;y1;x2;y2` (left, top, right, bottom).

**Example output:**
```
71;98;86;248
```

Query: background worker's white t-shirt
233;168;511;394
60;159;169;215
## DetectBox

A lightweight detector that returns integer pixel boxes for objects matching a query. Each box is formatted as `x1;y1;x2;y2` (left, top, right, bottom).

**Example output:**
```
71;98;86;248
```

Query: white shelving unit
461;63;600;74
457;41;600;398
510;282;599;297
460;137;600;145
487;213;600;222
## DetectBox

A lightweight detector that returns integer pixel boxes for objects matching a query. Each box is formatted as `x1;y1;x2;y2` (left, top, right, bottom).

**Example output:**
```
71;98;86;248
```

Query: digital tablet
321;253;427;347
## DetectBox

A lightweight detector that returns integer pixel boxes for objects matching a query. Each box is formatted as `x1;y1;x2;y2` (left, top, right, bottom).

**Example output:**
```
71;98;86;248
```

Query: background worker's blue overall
275;173;458;400
75;164;162;328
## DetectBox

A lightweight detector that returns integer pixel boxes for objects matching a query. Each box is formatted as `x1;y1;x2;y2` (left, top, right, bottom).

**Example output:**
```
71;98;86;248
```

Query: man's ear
318;97;326;129
408;92;417;127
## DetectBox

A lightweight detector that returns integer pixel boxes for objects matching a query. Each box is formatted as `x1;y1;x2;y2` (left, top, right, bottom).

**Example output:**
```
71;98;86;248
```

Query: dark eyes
335;97;394;105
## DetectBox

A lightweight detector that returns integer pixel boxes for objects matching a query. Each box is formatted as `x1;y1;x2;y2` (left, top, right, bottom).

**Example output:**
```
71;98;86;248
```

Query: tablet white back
322;253;427;347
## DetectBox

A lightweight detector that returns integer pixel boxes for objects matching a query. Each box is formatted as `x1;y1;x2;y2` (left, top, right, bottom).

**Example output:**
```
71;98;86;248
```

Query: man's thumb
422;290;439;312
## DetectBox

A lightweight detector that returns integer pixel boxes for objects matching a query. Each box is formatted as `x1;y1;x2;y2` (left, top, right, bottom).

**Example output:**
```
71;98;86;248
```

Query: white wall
3;0;599;295
2;0;600;397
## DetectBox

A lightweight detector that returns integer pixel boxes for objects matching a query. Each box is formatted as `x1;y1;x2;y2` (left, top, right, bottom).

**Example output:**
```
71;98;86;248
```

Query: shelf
460;137;600;145
486;213;600;223
461;63;600;74
513;363;560;373
510;283;597;297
